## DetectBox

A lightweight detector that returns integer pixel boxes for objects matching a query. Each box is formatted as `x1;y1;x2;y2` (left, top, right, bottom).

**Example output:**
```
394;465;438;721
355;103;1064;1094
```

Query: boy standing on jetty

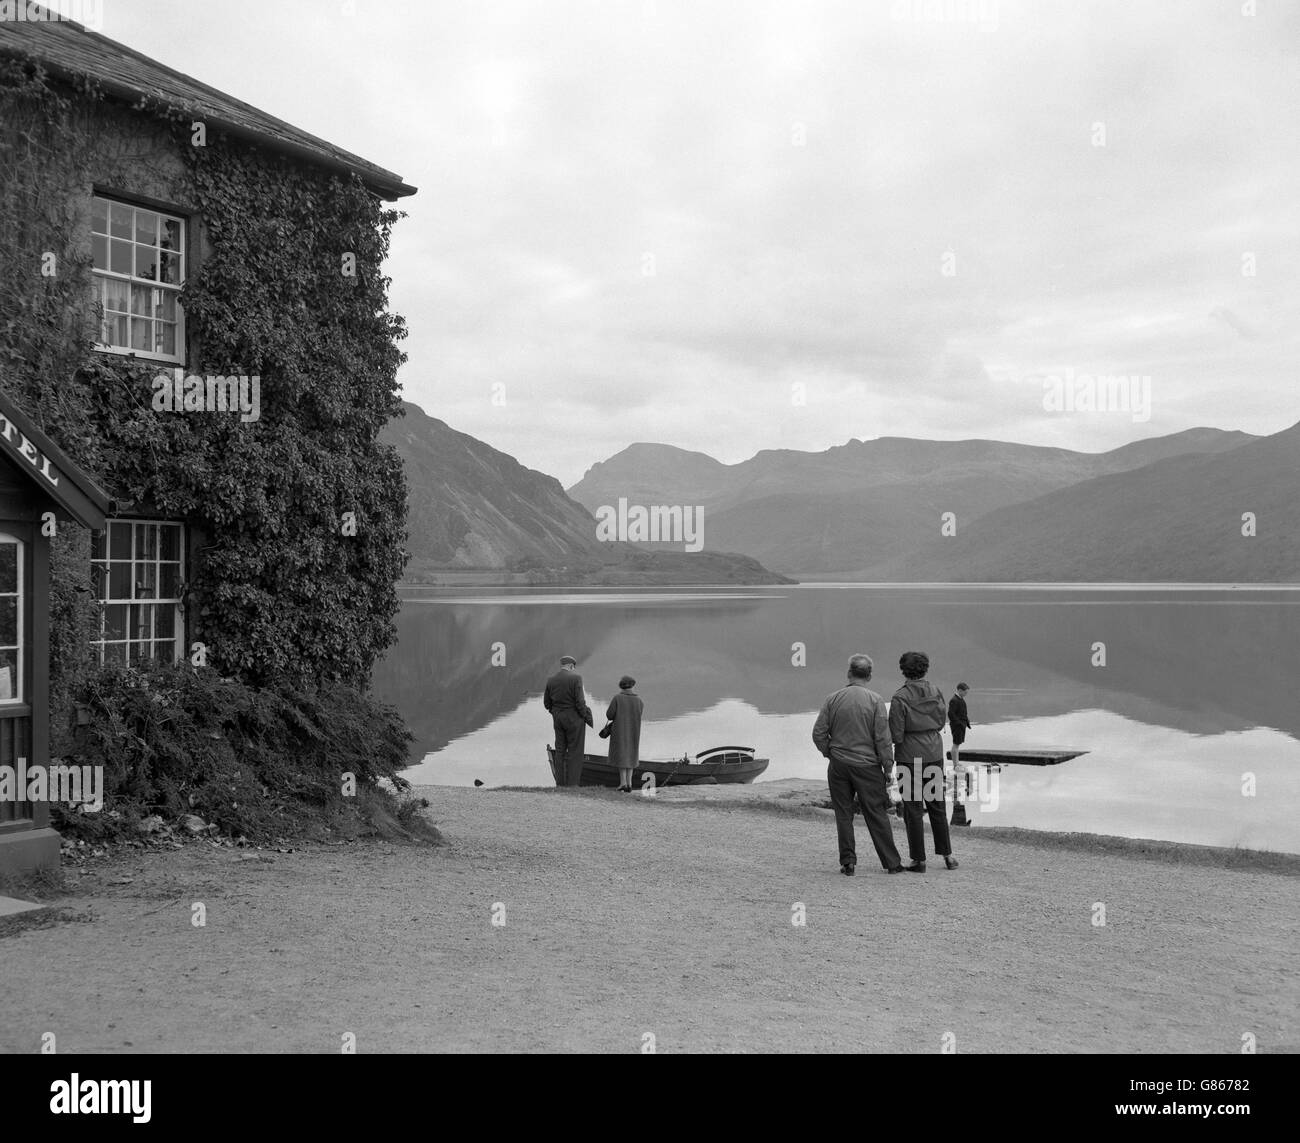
812;654;905;876
544;655;594;786
949;682;972;768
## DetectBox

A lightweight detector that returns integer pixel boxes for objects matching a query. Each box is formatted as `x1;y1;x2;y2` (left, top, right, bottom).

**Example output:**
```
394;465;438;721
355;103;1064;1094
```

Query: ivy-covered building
0;13;416;871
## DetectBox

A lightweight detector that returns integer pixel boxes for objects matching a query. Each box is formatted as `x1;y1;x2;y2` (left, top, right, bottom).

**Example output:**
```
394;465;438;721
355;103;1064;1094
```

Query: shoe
905;862;926;873
841;863;855;876
944;856;959;870
887;865;905;874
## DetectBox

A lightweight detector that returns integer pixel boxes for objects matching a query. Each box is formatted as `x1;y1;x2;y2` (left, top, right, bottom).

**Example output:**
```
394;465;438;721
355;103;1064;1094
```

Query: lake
371;585;1300;854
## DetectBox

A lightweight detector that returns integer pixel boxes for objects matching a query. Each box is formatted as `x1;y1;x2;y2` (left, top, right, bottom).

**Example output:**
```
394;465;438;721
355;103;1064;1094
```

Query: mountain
380;401;791;584
568;428;1259;577
858;420;1300;582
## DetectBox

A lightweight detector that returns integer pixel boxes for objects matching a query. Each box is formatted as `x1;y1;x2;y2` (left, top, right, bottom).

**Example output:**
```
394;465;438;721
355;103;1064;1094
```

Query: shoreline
475;778;1300;876
399;579;1300;591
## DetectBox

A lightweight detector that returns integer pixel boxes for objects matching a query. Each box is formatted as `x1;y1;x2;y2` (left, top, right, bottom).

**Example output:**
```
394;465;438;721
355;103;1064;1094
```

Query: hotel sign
0;410;61;489
0;387;110;530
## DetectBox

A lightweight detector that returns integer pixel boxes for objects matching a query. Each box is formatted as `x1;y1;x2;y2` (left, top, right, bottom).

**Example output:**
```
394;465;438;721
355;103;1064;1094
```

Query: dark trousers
827;759;901;870
553;713;587;787
900;760;952;861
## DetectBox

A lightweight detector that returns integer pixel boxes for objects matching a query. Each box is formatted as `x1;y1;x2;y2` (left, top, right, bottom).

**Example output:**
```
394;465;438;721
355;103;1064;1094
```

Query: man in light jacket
890;651;958;872
812;654;904;876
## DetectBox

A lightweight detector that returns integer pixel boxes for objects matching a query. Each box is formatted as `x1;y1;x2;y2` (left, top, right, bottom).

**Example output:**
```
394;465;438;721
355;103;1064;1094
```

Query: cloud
103;0;1300;484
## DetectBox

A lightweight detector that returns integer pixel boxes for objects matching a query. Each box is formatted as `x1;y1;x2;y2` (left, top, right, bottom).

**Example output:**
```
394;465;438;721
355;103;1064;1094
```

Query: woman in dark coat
606;676;644;792
889;651;958;871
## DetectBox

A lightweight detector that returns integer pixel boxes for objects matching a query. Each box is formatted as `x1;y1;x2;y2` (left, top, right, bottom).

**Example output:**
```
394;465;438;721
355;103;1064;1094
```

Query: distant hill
858;420;1300;583
380;401;791;584
568;428;1259;577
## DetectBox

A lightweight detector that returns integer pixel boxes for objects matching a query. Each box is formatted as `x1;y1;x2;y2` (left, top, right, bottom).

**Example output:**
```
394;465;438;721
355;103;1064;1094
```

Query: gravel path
2;785;1296;1053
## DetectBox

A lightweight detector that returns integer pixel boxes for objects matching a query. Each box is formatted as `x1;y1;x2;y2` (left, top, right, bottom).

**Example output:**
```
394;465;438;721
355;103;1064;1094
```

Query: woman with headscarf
605;675;644;792
889;651;958;872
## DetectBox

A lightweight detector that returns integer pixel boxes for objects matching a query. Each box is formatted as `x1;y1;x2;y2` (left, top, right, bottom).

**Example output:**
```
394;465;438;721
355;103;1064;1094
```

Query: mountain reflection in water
371;586;1300;853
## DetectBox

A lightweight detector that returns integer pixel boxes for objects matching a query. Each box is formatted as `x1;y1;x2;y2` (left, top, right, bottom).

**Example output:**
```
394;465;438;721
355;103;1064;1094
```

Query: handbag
598;721;613;739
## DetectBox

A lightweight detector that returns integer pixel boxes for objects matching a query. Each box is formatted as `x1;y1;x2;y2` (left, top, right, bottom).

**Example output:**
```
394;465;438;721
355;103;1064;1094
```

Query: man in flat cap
544;655;594;786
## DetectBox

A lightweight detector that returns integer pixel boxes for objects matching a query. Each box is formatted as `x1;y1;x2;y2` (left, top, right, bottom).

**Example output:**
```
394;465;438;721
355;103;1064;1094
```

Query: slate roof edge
0;13;417;200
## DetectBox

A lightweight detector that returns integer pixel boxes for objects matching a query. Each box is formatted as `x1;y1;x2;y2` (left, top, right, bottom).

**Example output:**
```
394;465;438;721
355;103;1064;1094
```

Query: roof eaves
0;15;417;200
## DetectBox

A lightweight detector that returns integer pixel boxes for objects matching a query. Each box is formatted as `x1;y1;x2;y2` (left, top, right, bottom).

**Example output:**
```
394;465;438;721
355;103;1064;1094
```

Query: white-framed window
0;534;23;704
91;195;186;364
91;520;185;666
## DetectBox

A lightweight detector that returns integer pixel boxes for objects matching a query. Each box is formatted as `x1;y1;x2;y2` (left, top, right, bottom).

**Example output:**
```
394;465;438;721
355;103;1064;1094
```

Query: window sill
94;345;186;368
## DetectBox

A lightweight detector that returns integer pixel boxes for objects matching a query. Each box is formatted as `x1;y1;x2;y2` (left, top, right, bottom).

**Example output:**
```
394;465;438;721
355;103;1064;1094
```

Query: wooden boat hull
946;749;1087;767
547;747;769;788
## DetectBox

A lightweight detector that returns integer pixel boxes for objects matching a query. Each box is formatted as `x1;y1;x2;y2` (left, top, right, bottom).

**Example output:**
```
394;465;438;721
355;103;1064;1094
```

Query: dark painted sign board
0;387;110;876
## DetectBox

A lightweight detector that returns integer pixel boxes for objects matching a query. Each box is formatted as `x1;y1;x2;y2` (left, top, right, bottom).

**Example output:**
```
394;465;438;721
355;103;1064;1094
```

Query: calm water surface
371;585;1300;853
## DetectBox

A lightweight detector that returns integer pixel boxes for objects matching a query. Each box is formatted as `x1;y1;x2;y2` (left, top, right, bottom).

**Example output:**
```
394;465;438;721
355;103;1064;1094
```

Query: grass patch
0;865;70;903
0;906;96;940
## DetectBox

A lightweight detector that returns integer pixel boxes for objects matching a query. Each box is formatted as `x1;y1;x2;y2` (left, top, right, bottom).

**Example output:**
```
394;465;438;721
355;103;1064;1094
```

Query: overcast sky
103;0;1300;486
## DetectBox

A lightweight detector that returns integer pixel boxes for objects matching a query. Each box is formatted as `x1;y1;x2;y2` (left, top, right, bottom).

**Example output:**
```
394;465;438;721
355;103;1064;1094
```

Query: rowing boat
946;749;1087;767
547;744;770;787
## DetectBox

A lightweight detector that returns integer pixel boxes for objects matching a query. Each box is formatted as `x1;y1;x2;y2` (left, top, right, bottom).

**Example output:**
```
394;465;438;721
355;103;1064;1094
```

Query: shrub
51;662;420;843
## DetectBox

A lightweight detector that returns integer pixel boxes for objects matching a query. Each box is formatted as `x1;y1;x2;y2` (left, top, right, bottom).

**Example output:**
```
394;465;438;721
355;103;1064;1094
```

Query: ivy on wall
0;57;411;704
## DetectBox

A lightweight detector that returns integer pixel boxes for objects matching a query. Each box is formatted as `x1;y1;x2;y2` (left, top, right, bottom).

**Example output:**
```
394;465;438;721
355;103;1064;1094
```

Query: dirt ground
2;784;1296;1053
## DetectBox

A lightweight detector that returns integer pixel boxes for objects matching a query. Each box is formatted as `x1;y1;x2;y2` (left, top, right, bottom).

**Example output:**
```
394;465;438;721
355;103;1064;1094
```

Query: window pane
134;564;157;599
101;276;129;312
103;604;127;639
92;197;108;233
159;251;182;284
159;563;181;598
135;210;158;245
136;248;157;281
136;525;158;560
161;218;181;251
0;597;16;646
0;543;16;593
155;606;176;640
159;322;177;356
158;291;177;321
92;234;108;269
129;605;151;640
102;313;128;347
103;642;126;666
130;284;152;316
110;239;132;275
109;522;132;559
108;562;131;600
109;201;132;238
0;647;18;701
159;526;181;561
128;641;145;664
130;318;150;351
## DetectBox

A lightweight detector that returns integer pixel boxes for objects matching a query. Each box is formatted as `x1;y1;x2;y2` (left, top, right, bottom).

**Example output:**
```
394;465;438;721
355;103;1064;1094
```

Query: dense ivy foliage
54;662;415;842
0;58;410;696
